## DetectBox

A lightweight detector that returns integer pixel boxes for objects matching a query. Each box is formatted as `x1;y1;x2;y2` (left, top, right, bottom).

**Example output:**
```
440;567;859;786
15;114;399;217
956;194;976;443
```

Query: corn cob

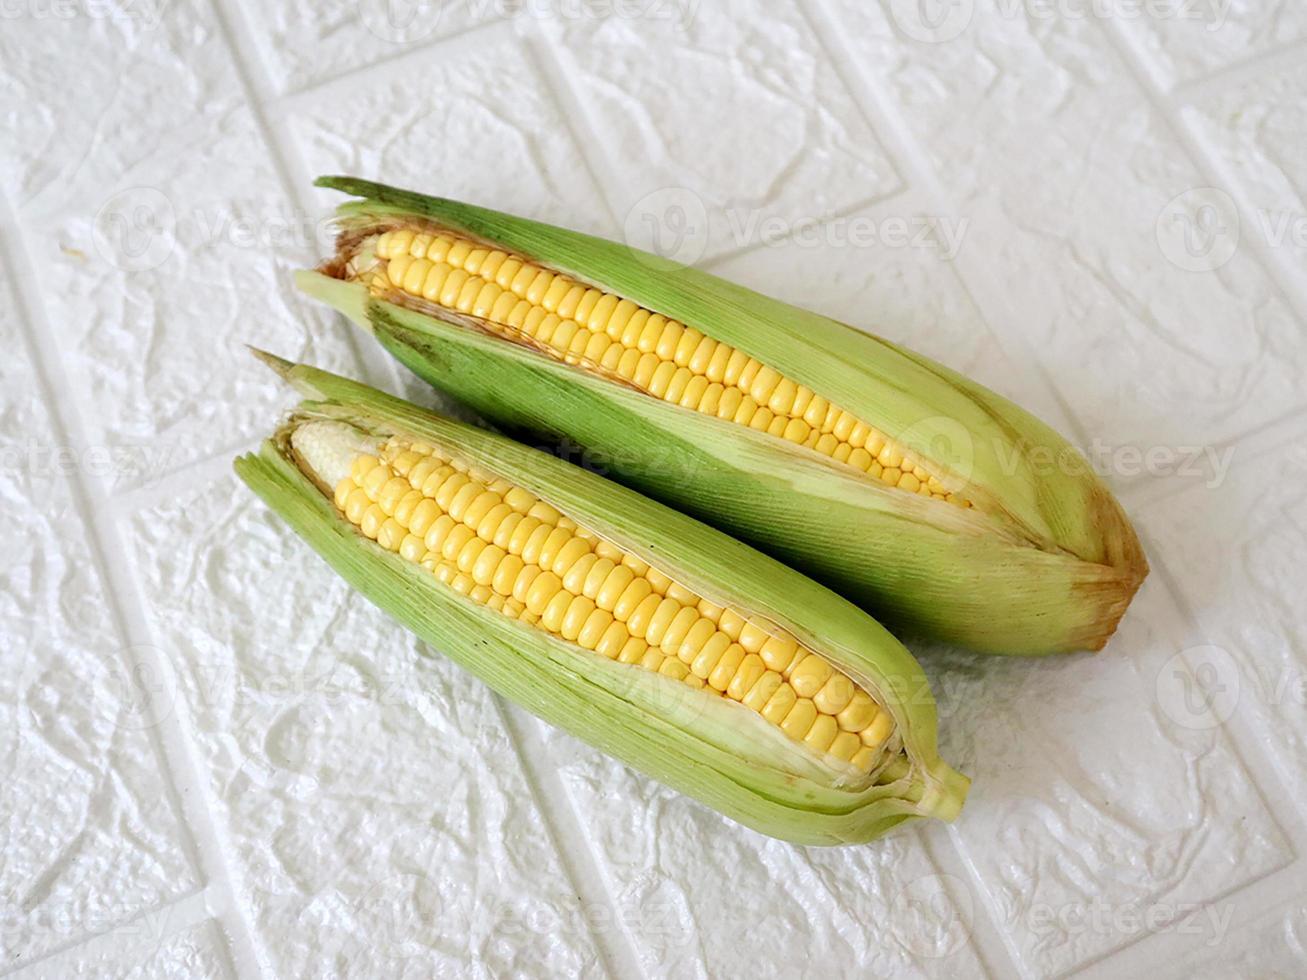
360;226;963;504
299;177;1148;656
235;355;967;844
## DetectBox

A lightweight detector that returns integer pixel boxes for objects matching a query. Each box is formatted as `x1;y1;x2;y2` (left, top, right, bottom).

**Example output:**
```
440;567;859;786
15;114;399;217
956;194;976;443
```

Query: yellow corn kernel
707;643;746;692
726;652;765;701
717;608;745;641
643;597;684;648
659;657;691;682
560;595;596;642
677;617;719;663
861;710;894;749
759;633;799;673
595;620;629;659
813;672;856;715
612;577;654;622
780;698;818;739
660;606;702;656
617;636;647;664
625;592;664;639
322;430;900;772
760;683;798;724
829;731;861;762
789;655;834;699
738;619;771;655
804;714;838;753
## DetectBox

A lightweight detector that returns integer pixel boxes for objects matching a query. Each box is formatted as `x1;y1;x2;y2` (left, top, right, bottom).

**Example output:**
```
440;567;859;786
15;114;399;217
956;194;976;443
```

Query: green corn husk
235;355;967;845
298;176;1147;656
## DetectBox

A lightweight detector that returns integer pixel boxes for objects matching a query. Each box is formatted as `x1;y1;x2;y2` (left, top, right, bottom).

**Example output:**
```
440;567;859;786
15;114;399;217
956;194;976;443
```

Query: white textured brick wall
1;0;1304;976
